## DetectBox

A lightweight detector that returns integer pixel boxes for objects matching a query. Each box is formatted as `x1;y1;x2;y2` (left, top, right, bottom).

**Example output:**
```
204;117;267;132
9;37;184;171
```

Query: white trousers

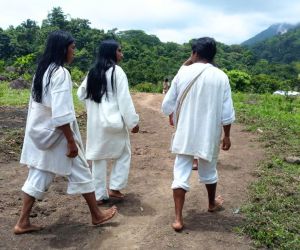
172;154;218;191
92;142;131;201
22;155;95;200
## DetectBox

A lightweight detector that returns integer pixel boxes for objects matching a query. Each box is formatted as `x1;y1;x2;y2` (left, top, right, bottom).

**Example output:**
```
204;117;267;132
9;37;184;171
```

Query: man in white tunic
14;30;117;234
162;37;235;231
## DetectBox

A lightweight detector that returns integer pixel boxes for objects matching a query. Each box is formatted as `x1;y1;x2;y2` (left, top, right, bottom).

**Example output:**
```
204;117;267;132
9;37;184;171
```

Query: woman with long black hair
78;39;139;205
14;30;117;234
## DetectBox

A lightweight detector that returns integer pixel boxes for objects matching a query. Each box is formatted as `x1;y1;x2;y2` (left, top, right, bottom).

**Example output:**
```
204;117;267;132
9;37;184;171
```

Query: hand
66;140;78;158
183;55;194;66
131;124;139;133
222;136;231;151
169;113;174;126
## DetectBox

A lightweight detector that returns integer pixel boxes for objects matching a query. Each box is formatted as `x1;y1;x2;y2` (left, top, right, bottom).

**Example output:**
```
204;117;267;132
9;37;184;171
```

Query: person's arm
222;124;231;151
169;113;174;126
51;67;77;157
116;67;139;131
131;124;139;133
183;55;194;66
58;124;78;157
161;74;179;116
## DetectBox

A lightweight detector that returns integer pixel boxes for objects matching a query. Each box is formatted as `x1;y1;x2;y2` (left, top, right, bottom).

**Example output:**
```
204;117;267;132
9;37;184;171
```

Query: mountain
245;25;300;64
241;23;298;46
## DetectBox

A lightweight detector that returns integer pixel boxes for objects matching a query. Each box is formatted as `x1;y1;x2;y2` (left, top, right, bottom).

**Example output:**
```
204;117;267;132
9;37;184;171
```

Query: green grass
0;82;85;112
233;92;300;249
0;81;30;106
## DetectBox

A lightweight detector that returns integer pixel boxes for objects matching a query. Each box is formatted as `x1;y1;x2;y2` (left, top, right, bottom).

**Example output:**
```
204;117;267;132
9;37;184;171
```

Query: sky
1;0;300;45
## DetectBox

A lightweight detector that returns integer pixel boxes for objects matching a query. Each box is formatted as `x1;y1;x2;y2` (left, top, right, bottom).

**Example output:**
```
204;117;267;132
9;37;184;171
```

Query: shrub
71;67;86;85
133;82;162;93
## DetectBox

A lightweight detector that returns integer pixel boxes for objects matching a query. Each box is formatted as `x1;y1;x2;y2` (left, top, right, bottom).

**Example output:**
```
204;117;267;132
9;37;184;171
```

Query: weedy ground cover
233;93;300;249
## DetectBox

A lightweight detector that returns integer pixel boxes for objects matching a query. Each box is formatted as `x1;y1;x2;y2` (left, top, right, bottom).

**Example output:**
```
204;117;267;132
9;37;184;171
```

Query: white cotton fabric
20;65;86;176
162;63;235;162
77;65;139;160
172;154;218;191
92;141;131;201
22;153;95;200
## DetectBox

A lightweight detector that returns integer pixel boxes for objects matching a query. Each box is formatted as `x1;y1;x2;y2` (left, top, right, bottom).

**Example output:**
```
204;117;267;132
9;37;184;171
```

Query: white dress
20;65;85;176
77;65;139;160
162;63;235;162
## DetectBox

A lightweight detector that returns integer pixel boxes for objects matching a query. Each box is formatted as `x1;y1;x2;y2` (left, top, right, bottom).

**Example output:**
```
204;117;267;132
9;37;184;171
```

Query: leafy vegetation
233;93;300;249
0;7;300;93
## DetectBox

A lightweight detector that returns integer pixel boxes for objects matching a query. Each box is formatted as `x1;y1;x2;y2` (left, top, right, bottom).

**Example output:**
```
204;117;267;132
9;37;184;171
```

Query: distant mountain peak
241;22;299;46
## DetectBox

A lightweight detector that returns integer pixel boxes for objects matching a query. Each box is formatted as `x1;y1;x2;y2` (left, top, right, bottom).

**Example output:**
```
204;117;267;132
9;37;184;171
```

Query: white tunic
77;65;139;160
20;65;84;176
162;63;235;162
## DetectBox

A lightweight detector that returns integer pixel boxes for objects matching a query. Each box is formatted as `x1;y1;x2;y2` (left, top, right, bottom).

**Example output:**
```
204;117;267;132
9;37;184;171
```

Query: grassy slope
233;93;300;249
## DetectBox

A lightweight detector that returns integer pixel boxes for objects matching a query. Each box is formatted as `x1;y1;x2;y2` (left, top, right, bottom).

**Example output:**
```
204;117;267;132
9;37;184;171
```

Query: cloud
0;0;299;45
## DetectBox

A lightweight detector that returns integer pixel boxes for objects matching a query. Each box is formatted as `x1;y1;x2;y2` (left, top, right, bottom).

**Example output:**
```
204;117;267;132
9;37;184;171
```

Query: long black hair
32;30;74;103
86;39;119;103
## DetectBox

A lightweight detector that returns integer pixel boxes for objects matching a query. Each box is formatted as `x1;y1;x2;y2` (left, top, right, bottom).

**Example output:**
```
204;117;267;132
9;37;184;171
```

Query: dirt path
0;93;264;249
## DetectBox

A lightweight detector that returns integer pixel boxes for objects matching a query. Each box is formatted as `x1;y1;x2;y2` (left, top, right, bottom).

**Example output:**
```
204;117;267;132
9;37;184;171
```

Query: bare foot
13;224;42;235
172;220;184;232
208;195;224;212
109;190;125;199
92;206;117;225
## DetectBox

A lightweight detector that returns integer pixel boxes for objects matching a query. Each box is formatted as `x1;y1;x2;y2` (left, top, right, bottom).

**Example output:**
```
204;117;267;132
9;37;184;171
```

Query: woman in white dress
77;39;139;204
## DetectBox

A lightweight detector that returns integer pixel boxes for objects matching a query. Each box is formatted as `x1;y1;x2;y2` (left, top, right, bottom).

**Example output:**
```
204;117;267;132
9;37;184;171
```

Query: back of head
33;30;74;102
192;37;216;62
86;39;120;103
43;30;75;66
98;39;119;63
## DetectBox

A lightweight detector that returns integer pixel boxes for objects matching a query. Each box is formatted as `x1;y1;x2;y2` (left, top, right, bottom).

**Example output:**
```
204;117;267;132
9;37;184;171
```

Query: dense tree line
0;7;299;93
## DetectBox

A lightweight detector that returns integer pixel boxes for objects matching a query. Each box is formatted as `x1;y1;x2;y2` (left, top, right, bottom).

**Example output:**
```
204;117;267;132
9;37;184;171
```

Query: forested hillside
0;7;299;93
241;23;297;46
246;25;300;64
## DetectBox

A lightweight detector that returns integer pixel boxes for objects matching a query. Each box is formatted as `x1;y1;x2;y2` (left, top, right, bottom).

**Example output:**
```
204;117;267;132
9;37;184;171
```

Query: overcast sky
1;0;300;45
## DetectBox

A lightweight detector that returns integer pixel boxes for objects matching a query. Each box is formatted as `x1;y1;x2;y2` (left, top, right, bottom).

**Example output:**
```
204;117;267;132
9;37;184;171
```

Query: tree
227;70;251;92
42;7;68;30
0;29;13;60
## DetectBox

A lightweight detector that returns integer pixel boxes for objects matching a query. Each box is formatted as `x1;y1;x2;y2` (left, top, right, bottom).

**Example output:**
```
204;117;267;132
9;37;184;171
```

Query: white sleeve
161;73;179;115
116;67;139;129
50;68;76;127
221;79;235;125
77;75;88;101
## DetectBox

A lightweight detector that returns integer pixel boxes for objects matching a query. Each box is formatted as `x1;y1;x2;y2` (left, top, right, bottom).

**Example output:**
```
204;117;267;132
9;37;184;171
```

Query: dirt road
0;93;264;249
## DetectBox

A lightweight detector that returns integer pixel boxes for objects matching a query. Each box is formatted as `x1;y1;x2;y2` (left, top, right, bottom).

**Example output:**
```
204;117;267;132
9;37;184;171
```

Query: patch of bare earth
0;93;264;249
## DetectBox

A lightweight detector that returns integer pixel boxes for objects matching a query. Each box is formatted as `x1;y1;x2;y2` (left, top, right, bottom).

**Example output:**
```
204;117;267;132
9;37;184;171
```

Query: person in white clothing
162;37;235;231
14;30;117;235
77;39;139;205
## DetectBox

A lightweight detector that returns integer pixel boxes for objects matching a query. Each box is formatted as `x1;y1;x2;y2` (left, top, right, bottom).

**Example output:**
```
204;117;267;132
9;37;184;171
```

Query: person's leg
67;154;117;224
14;167;54;234
92;160;109;203
109;143;131;198
172;188;186;231
82;192;117;225
198;157;224;212
171;154;193;231
192;157;198;170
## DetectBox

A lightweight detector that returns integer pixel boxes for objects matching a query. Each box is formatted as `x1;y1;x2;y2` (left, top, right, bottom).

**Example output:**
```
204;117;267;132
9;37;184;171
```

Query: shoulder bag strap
175;65;210;128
